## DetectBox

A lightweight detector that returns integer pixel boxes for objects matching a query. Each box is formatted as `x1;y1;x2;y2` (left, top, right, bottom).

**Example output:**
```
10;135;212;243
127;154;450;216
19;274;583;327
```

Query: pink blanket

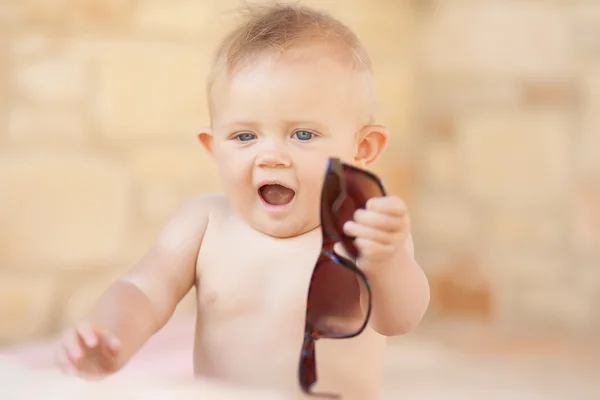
0;317;197;380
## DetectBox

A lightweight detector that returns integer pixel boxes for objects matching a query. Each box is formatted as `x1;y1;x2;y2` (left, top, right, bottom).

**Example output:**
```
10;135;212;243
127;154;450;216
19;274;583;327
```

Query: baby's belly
193;311;303;390
192;312;386;399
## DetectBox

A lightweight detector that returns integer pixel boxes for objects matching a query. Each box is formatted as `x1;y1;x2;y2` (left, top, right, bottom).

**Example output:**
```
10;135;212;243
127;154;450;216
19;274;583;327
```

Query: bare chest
196;235;319;319
190;222;385;394
192;228;322;382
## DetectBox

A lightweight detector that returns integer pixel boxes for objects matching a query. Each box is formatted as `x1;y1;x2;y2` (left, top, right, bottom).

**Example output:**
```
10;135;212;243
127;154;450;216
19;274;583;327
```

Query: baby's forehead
210;49;372;106
225;43;364;79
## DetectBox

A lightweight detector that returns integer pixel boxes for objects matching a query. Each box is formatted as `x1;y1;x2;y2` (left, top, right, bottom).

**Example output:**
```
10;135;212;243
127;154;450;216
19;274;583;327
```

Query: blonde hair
207;2;375;120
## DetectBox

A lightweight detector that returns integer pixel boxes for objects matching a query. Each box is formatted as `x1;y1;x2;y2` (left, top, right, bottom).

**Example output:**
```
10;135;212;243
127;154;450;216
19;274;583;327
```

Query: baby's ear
197;128;214;156
354;125;389;167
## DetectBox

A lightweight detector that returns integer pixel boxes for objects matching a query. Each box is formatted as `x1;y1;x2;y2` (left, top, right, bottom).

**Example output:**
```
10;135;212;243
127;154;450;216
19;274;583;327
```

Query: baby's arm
343;196;430;337
360;233;430;336
57;196;210;376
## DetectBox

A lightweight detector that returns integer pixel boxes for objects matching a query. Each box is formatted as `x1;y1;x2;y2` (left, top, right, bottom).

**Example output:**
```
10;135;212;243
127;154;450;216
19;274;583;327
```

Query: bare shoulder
155;193;229;253
120;194;230;314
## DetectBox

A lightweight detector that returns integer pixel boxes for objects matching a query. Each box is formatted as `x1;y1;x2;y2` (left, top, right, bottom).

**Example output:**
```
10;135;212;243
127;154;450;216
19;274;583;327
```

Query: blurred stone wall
0;0;598;344
413;1;600;336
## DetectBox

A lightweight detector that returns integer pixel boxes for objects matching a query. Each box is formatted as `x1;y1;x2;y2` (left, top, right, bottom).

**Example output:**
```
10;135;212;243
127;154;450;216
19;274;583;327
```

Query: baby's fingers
78;321;120;355
102;331;121;355
55;345;77;374
343;220;392;245
62;329;85;363
76;321;99;348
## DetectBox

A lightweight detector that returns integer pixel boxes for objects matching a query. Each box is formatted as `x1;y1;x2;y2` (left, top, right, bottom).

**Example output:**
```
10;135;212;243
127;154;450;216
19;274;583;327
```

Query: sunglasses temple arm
300;331;317;391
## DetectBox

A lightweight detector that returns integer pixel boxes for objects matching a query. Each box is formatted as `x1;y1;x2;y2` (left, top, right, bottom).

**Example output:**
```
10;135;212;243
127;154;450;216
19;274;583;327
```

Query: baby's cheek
219;168;251;200
301;177;324;212
226;174;251;195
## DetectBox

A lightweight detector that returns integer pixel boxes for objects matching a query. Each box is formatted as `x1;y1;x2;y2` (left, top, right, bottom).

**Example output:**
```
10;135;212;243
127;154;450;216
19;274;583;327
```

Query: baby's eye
294;130;314;141
235;132;256;142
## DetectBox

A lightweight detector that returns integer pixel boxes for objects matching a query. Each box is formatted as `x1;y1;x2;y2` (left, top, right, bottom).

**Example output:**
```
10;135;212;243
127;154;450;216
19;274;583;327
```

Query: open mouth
258;184;296;206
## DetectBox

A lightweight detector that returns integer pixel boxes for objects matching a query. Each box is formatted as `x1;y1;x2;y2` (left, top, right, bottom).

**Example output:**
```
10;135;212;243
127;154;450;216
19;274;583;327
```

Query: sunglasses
299;157;387;398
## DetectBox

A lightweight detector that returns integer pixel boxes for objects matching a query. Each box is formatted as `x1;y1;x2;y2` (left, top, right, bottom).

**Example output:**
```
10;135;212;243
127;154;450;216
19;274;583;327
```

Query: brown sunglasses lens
344;166;385;209
306;258;368;337
328;167;385;258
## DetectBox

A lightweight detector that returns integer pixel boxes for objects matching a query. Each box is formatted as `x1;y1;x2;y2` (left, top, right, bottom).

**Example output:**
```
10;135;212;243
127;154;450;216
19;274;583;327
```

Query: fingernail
84;334;97;348
71;347;82;360
109;337;121;350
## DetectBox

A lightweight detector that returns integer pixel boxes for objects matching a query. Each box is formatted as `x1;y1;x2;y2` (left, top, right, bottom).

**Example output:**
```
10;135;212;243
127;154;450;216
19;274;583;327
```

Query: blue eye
294;130;314;141
236;132;256;141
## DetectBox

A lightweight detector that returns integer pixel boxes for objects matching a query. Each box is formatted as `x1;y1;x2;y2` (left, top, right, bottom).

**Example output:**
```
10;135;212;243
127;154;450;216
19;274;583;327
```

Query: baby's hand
342;195;410;265
56;320;121;378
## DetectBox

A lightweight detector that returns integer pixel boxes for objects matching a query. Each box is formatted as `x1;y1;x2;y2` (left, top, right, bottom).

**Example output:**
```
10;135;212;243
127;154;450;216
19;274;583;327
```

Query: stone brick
410;247;456;275
421;2;573;78
130;144;217;186
484;252;568;328
0;2;20;29
339;0;416;62
421;114;455;141
8;0;65;32
130;145;221;222
65;0;137;32
519;281;595;332
93;41;210;144
375;62;417;155
457;112;571;206
485;206;564;252
522;80;580;107
9;34;97;107
132;0;228;38
3;0;135;33
0;272;57;342
571;2;600;59
572;181;600;255
578;66;600;177
428;255;495;322
488;252;567;287
12;48;89;104
9;34;86;64
572;259;600;307
7;105;89;148
419;78;521;114
412;194;481;247
373;161;414;204
577;259;600;331
422;142;460;190
0;154;133;268
301;0;416;50
0;35;8;142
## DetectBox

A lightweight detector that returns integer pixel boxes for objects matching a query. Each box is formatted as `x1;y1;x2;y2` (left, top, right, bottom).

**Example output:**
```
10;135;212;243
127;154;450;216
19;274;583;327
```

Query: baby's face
208;52;371;238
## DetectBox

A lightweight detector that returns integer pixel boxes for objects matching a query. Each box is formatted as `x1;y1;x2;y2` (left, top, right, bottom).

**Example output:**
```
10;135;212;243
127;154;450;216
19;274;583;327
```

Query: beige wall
0;0;598;345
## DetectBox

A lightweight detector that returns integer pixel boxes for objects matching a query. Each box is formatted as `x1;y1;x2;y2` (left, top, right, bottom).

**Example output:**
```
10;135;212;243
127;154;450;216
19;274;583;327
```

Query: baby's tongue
260;184;295;205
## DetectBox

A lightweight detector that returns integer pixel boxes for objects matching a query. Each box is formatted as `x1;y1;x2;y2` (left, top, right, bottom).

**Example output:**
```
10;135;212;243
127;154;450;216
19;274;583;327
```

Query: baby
55;4;430;399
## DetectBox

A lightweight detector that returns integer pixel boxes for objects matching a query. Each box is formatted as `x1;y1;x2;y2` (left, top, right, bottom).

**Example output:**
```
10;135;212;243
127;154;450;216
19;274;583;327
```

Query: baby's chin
246;215;319;239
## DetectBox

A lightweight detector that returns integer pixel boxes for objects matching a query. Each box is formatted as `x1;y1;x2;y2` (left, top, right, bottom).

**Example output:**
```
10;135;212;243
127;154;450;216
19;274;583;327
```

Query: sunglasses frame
298;157;387;397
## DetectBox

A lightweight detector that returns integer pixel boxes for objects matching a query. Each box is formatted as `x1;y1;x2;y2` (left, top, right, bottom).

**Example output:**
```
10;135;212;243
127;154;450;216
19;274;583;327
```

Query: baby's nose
256;150;292;168
255;139;292;168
